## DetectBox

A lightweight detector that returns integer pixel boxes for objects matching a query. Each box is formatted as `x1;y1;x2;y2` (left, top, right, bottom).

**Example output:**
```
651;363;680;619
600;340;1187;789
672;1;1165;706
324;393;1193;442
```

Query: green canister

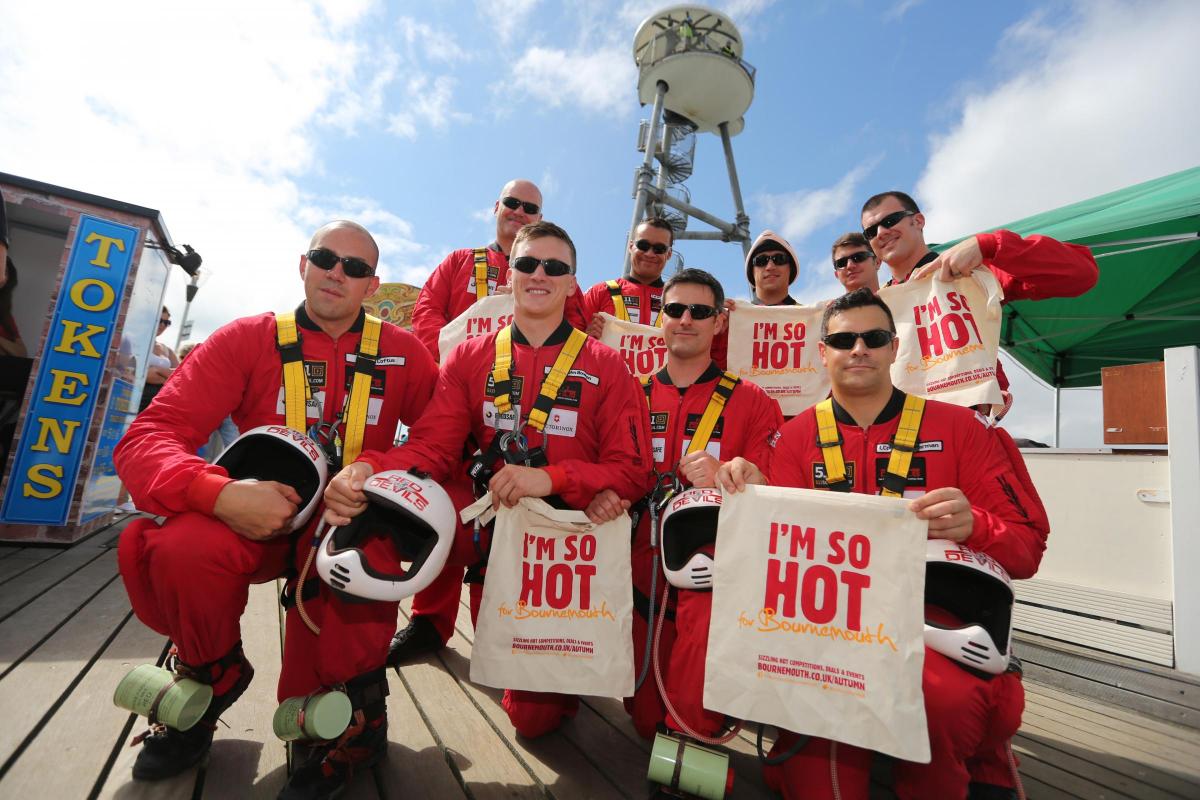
113;664;213;731
273;691;353;741
647;732;733;800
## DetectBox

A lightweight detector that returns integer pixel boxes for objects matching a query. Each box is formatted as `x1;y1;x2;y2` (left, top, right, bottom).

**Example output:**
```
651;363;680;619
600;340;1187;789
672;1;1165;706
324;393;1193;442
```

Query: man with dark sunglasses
860;190;1097;418
326;220;654;740
114;221;440;797
581;217;674;335
397;180;588;665
718;287;1050;800
830;231;881;293
745;230;801;306
411;179;586;361
594;267;782;741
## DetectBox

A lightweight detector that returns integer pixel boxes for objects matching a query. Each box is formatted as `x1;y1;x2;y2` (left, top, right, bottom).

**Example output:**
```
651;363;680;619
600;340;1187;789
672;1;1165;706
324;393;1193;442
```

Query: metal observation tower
623;5;756;276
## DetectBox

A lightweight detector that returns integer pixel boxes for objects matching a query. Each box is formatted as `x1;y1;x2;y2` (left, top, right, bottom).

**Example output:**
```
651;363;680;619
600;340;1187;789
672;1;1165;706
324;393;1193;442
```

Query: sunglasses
862;210;916;241
662;302;720;320
822;329;896;350
307;248;375;278
501;196;541;215
159;318;172;328
753;252;791;268
510;255;573;277
833;251;875;271
634;239;669;255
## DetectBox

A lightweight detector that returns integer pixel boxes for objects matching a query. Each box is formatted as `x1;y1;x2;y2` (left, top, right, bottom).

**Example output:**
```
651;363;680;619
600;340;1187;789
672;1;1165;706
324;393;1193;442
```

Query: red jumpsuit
408;245;587;643
114;306;438;700
411;244;586;361
888;230;1098;393
762;389;1049;800
581;276;664;327
358;319;655;738
629;364;782;740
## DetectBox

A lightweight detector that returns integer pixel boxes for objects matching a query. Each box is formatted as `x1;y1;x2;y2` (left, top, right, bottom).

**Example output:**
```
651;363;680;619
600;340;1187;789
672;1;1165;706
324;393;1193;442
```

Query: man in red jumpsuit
325;220;655;739
861;190;1098;418
396;180;586;666
580;216;674;335
598;267;782;740
114;221;439;797
719;288;1049;800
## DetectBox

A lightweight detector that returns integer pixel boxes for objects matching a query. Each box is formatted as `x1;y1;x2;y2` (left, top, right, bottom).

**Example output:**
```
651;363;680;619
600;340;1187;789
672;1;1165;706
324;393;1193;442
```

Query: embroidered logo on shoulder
768;430;781;448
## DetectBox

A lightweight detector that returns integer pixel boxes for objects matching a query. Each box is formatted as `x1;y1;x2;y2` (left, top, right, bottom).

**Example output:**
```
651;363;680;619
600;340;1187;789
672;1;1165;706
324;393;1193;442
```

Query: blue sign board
1;215;139;525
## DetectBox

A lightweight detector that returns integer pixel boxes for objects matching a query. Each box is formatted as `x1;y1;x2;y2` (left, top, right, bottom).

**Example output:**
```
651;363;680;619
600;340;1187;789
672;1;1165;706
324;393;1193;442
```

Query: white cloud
477;0;542;46
0;0;421;342
918;0;1200;241
754;159;880;245
885;0;925;21
387;74;470;140
504;46;636;115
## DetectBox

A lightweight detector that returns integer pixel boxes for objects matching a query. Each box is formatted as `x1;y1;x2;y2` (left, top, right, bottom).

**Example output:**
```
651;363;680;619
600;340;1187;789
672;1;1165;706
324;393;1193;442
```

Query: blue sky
2;0;1198;446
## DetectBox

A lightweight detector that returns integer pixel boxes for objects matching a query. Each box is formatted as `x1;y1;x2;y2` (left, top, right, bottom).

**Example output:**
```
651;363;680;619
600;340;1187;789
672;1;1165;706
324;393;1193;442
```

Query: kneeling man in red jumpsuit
719;287;1050;800
114;221;439;798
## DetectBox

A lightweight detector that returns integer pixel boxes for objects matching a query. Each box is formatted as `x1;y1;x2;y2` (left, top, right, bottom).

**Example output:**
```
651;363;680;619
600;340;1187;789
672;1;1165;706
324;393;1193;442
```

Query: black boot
131;643;254;781
385;616;444;667
278;668;390;800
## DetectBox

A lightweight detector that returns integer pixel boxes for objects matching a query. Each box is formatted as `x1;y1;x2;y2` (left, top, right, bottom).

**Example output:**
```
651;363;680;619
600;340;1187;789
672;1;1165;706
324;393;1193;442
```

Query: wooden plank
201;582;289;799
0;550;121;675
0;538;110;621
1024;683;1200;763
1015;578;1173;630
0;547;59;584
1017;715;1200;798
1014;605;1174;665
1013;734;1181;800
0;578;133;766
394;653;543;799
376;662;470;800
0;545;27;560
0;613;167;797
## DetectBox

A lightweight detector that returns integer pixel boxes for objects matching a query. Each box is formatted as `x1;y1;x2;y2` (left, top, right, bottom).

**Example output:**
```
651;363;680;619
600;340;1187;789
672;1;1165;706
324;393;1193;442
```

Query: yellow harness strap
687;372;739;455
473;248;490;301
275;312;309;433
814;394;926;495
341;314;382;465
606;280;630;322
490;326;588;432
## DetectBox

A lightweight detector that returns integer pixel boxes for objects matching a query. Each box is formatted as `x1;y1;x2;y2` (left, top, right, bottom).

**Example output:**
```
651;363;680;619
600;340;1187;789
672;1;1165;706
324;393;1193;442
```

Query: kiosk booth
0;173;189;543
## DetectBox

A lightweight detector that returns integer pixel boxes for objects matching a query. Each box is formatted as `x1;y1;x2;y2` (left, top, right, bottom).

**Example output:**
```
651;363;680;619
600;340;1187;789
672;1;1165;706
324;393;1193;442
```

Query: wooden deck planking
0;535;112;620
376;666;469;800
0;546;60;584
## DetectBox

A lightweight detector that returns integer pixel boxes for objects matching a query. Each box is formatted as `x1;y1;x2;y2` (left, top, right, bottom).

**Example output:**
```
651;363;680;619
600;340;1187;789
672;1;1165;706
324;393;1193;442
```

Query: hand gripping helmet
659;488;723;590
316;470;455;603
214;425;328;531
923;540;1014;675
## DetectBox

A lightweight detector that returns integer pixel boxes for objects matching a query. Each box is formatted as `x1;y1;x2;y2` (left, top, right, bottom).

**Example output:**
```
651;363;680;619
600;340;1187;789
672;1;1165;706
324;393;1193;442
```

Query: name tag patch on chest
876;440;942;453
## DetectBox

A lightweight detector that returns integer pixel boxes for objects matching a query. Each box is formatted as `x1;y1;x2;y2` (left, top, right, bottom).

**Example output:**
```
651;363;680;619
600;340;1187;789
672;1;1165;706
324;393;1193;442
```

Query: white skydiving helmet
214;425;328;531
316;470;454;603
924;539;1015;675
659;488;723;590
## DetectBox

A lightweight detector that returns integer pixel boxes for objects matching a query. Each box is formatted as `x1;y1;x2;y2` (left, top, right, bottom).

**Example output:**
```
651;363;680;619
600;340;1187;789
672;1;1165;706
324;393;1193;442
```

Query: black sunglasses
307;248;375;278
753;252;791;268
510;255;573;277
634;239;669;255
159;318;172;328
862;210;916;241
822;329;896;350
662;302;720;320
501;196;541;215
833;251;875;271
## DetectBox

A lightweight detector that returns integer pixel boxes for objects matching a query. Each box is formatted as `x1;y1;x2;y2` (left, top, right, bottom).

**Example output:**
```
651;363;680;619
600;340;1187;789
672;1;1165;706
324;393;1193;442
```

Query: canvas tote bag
438;293;515;362
880;270;1004;410
704;485;931;762
597;312;668;379
468;496;636;696
725;300;831;416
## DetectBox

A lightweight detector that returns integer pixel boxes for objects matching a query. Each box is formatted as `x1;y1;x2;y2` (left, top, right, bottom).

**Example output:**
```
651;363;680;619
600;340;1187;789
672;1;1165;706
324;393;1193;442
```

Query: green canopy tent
939;166;1200;390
